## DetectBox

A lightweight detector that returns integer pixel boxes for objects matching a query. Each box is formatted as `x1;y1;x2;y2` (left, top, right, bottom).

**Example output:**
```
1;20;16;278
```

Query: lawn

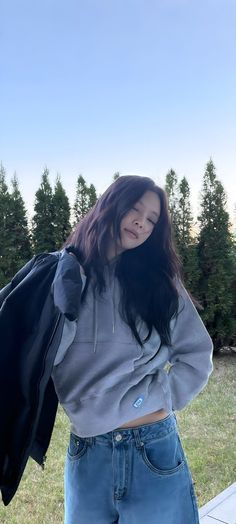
0;350;235;523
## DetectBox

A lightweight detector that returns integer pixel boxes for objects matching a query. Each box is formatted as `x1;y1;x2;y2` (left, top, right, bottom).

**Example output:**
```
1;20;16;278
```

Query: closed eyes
132;207;157;226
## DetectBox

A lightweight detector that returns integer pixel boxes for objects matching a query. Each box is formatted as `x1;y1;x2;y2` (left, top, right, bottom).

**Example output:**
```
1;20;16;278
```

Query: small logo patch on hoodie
133;396;144;408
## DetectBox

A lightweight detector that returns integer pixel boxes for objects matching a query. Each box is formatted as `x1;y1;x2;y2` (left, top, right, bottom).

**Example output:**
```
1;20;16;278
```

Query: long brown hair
65;175;181;346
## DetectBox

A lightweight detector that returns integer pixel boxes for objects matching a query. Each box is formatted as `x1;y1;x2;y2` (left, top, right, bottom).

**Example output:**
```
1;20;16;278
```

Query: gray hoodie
52;264;213;437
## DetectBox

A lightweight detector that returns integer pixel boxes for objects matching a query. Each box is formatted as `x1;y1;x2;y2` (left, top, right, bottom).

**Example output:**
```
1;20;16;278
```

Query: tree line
0;160;235;351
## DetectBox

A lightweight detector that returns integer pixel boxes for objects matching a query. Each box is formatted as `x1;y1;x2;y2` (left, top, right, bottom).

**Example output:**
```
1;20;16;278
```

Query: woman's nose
134;218;144;228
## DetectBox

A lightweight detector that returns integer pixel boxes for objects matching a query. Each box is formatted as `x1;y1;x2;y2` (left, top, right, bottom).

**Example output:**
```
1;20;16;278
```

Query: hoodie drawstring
93;266;116;353
109;268;116;334
93;290;98;353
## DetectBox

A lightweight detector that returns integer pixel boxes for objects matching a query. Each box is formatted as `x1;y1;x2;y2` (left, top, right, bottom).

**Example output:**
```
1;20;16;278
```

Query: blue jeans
64;413;199;523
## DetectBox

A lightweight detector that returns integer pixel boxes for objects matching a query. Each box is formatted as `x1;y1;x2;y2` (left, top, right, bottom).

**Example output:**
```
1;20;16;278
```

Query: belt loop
133;428;144;450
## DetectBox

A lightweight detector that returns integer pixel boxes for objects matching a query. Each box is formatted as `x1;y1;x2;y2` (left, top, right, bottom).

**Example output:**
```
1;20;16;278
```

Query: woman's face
109;190;161;258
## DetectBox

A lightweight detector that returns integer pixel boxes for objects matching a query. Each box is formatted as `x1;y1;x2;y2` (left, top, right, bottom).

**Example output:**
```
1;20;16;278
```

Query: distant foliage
53;175;71;249
165;170;199;295
32;168;56;253
165;169;180;246
87;183;97;210
7;174;32;276
177;176;200;295
73;175;97;224
0;167;32;287
197;159;235;350
0;164;10;286
164;160;235;350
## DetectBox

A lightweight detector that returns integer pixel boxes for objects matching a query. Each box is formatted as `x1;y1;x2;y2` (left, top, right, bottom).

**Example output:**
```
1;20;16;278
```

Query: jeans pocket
140;429;185;476
67;433;88;461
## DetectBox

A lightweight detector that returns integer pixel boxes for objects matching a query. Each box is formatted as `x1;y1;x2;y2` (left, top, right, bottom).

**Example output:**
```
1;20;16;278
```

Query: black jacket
0;247;82;505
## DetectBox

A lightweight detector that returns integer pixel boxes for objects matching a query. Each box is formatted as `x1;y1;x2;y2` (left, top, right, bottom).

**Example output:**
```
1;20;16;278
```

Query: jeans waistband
72;412;177;446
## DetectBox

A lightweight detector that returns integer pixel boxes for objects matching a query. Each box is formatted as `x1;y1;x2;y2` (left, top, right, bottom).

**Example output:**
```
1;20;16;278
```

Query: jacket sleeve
167;280;214;411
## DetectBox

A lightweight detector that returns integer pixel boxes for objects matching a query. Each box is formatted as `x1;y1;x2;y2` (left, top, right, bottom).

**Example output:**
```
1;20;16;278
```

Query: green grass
176;350;236;506
0;351;235;523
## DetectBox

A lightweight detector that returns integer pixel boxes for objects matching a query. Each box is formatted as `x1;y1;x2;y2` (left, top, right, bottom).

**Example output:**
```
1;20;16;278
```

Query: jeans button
115;433;122;442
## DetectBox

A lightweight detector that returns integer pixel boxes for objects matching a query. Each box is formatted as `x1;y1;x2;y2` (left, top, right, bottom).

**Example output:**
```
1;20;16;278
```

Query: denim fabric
64;413;199;524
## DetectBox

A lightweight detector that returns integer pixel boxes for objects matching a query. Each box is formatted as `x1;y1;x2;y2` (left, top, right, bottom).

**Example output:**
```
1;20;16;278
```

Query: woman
52;175;213;524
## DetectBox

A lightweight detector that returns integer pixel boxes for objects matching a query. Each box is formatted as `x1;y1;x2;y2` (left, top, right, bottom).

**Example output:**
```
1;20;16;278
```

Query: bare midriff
117;408;170;429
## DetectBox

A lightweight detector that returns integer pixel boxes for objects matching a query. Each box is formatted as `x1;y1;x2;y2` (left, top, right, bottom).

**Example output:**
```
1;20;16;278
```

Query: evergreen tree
197;159;235;349
178;177;192;246
0;163;11;287
177;177;200;294
73;175;97;224
6;174;32;278
228;238;236;348
87;183;97;209
52;174;71;249
113;172;120;181
164;169;181;247
32;168;56;253
0;168;32;286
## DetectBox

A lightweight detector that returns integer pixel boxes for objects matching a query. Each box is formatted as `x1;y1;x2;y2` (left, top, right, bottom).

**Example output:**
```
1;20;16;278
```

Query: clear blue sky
1;0;235;223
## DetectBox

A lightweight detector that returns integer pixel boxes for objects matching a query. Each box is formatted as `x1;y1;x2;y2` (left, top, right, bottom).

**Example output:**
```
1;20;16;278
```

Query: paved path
199;482;236;523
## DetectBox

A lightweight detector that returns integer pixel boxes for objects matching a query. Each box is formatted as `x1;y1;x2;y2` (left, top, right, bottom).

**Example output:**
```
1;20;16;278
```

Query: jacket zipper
38;312;62;468
21;312;62;471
